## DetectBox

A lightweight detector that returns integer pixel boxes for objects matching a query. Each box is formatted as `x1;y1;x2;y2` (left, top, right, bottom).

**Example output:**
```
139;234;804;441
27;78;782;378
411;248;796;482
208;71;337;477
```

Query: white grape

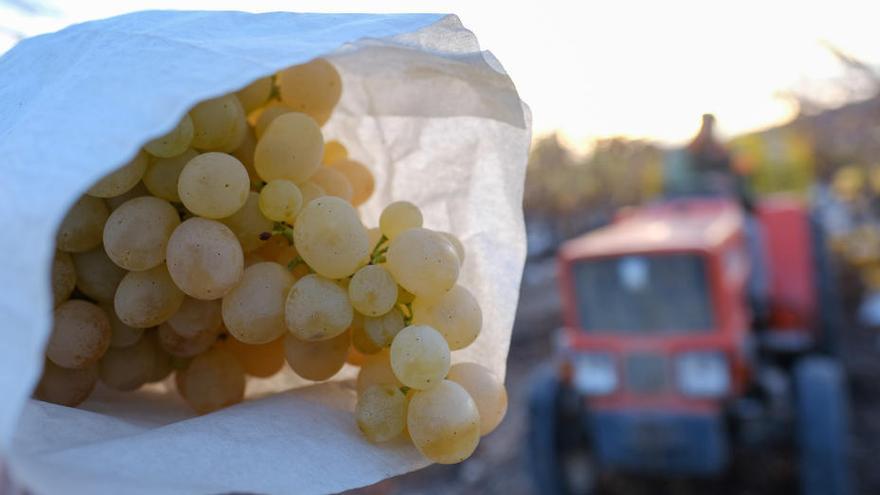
389;325;450;390
254;112;323;183
178;152;250;219
87;151;148;198
144;114;194;158
412;285;482;350
114;265;185;328
407;380;481;464
222;262;294;344
189;95;247;151
356;384;406;443
277;58;342;126
47;300;111;369
285;274;353;341
349;265;398;317
72;248;126;303
447;362;508;435
103;196;180;271
56;195;109;253
379;201;423;240
259;179;303;223
166;217;244;300
293;197;369;279
283;330;350;381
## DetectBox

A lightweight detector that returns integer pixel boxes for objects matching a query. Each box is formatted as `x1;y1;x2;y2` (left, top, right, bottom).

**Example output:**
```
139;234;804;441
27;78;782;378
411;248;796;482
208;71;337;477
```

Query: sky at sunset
3;0;878;146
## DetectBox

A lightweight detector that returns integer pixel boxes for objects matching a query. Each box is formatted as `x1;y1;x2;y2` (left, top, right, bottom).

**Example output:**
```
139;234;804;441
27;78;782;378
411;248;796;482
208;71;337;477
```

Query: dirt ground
348;255;879;495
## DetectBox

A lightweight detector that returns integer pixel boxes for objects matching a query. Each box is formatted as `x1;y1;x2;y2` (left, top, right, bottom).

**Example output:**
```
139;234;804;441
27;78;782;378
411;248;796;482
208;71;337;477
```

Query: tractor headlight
572;353;617;396
675;351;731;398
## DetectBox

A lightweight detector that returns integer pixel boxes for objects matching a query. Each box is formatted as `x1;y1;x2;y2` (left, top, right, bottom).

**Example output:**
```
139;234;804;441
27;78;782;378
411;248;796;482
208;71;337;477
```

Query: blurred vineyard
523;48;880;272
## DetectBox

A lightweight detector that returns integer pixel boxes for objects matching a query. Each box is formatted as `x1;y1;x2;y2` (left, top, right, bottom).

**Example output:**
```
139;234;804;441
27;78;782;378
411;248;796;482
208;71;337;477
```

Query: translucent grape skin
309;167;353;203
439;231;466;264
222;262;294;344
114;265;185;328
102;303;144;348
283;330;350;381
143;148;199;202
103;196;180;271
284;274;353;341
235;76;273;114
47;300;111;369
278;58;342;126
356;384;407;443
356;350;402;394
349;265;398;317
379;201;423;240
180;346;246;414
34;360;98;407
178;152;250;219
52;250;76;306
72;248;126;303
386;228;461;300
56;195;109;253
221;191;273;252
322;140;348;164
407;380;481;464
389;325;451;390
254;112;324;184
166;218;244;300
144;114;194;158
99;335;157;391
87;151;148;198
447;362;508;436
223;336;286;378
329;159;375;206
412;285;482;350
363;308;405;349
167;297;222;339
293;197;370;279
189;95;247;151
259;179;303;223
253;102;294;139
158;321;220;358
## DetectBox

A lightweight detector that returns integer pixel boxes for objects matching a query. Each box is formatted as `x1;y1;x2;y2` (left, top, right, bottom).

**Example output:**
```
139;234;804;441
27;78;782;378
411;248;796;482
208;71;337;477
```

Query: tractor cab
529;196;851;495
558;198;749;399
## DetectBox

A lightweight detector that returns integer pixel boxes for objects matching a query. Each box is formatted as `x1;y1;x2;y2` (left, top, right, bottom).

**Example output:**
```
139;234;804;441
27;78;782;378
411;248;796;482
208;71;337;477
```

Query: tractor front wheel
527;366;596;495
793;356;852;495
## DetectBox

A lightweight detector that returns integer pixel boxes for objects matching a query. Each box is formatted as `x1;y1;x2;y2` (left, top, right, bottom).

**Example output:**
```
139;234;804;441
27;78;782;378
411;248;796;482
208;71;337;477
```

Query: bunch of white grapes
41;58;507;465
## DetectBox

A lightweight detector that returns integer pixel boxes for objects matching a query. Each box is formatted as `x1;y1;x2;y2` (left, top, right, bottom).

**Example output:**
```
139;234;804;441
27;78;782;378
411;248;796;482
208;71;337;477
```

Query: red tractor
528;197;851;495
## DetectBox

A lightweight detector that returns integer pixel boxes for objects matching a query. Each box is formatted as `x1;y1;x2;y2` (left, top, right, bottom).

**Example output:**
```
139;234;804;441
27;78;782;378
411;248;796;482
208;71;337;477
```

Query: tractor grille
625;353;668;394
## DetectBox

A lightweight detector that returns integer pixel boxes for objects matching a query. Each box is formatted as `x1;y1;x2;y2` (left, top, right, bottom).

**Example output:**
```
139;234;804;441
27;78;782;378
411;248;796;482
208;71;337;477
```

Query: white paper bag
0;10;529;494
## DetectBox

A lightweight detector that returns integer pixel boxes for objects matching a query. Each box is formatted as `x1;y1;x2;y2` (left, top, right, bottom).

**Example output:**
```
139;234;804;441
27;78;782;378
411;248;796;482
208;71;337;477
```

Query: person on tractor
686;113;771;326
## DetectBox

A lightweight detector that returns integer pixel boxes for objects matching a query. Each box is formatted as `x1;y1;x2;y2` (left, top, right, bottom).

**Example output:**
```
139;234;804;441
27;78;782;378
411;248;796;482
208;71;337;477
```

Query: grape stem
287;256;306;271
369;235;389;265
268;75;281;102
399;302;413;326
399;386;411;395
272;221;294;245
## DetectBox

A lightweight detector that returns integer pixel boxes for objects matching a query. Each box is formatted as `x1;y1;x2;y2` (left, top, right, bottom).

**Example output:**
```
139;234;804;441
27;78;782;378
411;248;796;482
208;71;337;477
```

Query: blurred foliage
524;134;664;215
729;127;816;198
